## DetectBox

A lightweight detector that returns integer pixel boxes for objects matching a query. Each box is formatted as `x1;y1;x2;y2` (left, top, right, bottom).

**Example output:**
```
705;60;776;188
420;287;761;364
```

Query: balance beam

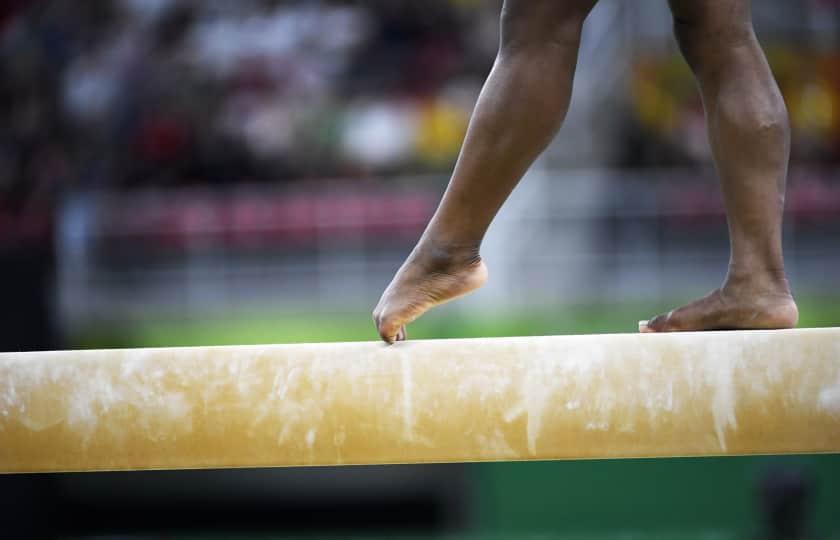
1;328;839;473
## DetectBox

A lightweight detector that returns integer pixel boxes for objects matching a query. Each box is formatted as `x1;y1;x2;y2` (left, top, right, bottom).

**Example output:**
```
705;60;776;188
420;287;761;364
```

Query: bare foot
640;271;798;333
373;243;488;343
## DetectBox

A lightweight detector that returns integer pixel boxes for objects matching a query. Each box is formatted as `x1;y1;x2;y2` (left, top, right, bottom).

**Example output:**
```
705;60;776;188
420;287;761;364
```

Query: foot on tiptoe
639;270;798;333
373;242;488;344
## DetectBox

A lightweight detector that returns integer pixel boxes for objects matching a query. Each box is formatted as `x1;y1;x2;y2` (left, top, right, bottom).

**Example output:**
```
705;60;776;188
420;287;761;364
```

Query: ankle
412;238;482;272
723;263;792;295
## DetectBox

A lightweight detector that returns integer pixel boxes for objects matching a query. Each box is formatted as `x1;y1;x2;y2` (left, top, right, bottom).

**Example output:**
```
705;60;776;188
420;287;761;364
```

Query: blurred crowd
0;0;499;203
2;0;840;240
625;45;840;167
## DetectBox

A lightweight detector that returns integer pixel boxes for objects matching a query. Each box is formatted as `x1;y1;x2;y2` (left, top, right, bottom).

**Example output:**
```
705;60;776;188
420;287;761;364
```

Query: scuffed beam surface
1;328;840;473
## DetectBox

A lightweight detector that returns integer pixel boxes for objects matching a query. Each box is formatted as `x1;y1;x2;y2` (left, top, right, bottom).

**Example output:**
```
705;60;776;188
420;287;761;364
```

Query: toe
376;314;403;344
644;311;675;333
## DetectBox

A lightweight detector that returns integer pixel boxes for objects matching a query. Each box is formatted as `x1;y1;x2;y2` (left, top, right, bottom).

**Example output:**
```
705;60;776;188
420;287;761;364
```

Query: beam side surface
1;328;839;473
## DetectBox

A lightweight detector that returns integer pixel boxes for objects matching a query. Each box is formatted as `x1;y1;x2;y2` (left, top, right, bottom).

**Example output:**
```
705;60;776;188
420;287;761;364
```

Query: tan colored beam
1;328;839;473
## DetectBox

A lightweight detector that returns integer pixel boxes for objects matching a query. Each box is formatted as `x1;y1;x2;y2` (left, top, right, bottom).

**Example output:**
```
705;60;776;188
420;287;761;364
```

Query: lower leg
644;0;797;332
374;0;597;342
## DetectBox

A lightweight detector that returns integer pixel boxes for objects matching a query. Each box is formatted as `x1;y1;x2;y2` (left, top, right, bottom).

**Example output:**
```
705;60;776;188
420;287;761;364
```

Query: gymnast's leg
373;0;599;342
642;0;798;332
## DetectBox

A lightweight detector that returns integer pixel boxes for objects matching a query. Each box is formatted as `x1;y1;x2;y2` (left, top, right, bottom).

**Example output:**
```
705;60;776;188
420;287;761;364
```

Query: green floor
184;534;751;540
74;296;840;348
73;297;840;537
475;455;840;536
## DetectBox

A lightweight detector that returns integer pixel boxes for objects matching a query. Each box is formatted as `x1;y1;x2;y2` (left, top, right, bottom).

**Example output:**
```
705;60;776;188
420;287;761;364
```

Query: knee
672;16;753;70
673;20;789;139
499;0;596;55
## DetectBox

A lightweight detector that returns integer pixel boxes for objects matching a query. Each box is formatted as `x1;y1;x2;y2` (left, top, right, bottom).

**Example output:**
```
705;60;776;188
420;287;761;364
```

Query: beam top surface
1;328;839;473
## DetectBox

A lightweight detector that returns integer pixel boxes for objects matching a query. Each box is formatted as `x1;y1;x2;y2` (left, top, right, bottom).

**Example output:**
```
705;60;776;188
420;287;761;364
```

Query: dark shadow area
1;465;469;538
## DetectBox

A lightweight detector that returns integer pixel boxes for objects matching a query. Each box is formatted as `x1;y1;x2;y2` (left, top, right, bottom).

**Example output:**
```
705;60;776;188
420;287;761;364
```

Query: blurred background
1;0;839;538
